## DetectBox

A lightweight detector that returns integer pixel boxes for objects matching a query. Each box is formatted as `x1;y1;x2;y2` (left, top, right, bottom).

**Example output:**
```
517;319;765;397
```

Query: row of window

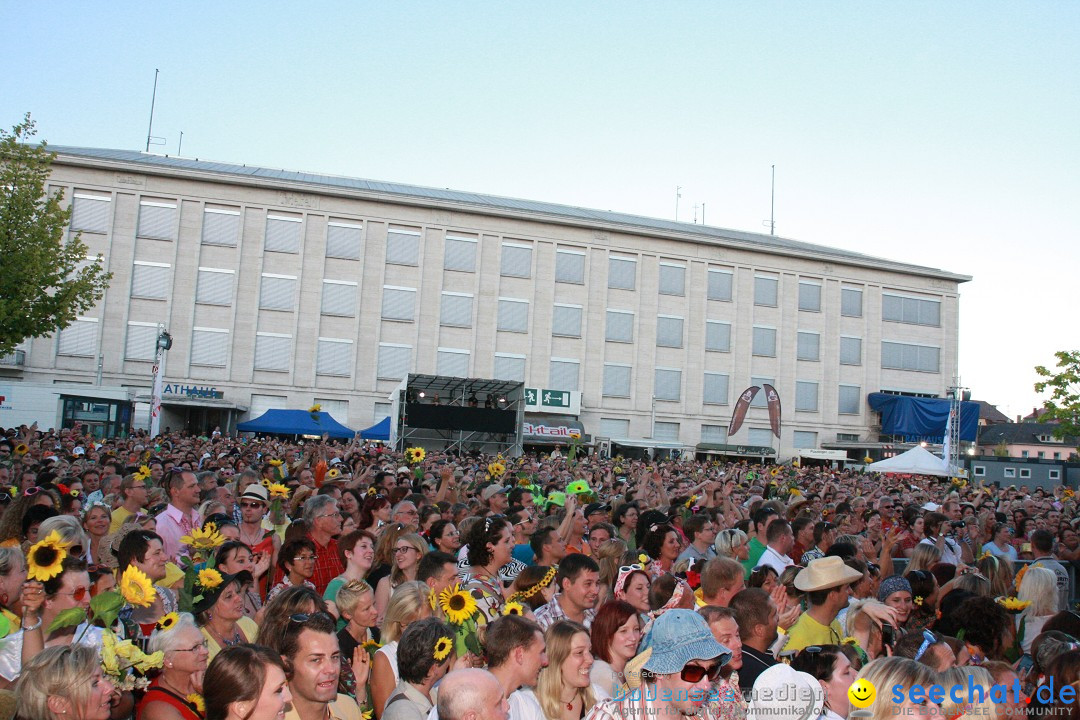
596;418;819;449
970;466;1061;480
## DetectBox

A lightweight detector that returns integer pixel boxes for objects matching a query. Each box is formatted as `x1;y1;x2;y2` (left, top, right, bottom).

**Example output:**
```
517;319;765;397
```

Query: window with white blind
839;385;862;415
313;398;349;420
549;358;580;391
653;422;680;442
57;318;99;357
654;368;682;401
202;207;240;247
377;343;411;380
841;287;863;318
552;304;582;338
659;263;685;296
747;428;774;447
321;280;357;317
131;261;170;299
701;425;726;443
382;286;417;322
254;333;291;372
703;372;729;405
137;199;177;240
386;226;421;266
125;322;159;361
750;377;774;408
326;221;362;260
260;274;297;311
600;417;630;438
708;268;733;301
606;310;634;343
793;431;818;449
840;336;862;365
191;328;229;367
754;275;778;307
797;331;820;361
752;326;776;357
444;234;477;272
882;294;941;327
264;214;302;253
656;315;684;348
440;292;473;327
608;256;636;290
248;394;287;419
493;353;526;382
501;243;532;278
497;298;529;332
799;282;821;312
881;342;939;373
705;321;731;352
316;338;353;376
437;348;470;377
796;381;819;412
196;268;234;306
555;249;585;284
71;192;111;233
373;401;391;423
603;364;631;397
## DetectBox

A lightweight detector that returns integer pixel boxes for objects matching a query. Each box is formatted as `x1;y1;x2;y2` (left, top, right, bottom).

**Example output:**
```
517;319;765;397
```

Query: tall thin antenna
770;165;776;235
675;186;682;221
178;131;183;156
701;203;705;226
145;69;160;152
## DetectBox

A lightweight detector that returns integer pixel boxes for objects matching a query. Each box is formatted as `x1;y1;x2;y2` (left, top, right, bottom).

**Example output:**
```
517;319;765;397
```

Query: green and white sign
524;387;581;415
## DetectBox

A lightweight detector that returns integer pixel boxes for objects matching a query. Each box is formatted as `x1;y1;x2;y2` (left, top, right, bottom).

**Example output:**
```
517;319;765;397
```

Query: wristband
21;617;41;632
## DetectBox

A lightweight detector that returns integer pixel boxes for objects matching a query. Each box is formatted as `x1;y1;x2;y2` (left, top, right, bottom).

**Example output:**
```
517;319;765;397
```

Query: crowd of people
0;423;1079;720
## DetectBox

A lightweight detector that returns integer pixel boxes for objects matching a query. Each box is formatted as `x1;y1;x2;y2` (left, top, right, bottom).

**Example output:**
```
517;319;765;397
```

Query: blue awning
360;416;391;441
237;410;355;438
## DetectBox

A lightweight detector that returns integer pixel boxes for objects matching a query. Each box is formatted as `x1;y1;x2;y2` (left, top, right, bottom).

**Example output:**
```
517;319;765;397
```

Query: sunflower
405;447;426;464
569;431;581;440
684;495;698;510
13;444;27;456
1015;564;1029;591
268;483;290;500
367;487;377;497
261;479;272;488
27;531;69;582
197;568;223;590
433;636;453;661
914;596;924;607
361;639;383;652
863;456;874;464
186;694;206;714
502;601;525;617
135;465;151;482
996;596;1032;613
437;584;478;625
156;612;180;632
181;524;225;551
362;710;374;720
1065;488;1075;499
309;404;322;413
327;468;341;480
487;462;505;477
120;565;157;608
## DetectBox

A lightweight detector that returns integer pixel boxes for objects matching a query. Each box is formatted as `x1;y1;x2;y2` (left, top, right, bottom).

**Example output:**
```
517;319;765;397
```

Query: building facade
3;147;969;455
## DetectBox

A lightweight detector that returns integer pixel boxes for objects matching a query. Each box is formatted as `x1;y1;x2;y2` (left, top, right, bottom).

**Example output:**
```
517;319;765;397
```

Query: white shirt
510;689;548;720
755;546;794;575
919;536;962;565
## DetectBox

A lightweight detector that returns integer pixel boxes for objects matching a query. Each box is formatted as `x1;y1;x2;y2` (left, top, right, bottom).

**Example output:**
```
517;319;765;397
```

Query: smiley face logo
848;678;876;709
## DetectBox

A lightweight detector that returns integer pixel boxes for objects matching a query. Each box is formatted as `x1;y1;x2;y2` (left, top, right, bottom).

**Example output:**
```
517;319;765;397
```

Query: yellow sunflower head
156;612;180;632
119;565;157;608
268;483;290;500
197;568;224;591
433;636;453;662
27;530;69;582
437;583;478;624
487;462;505;477
186;694;205;714
503;601;525;616
14;444;28;456
309;404;321;414
327;468;341;479
181;524;225;551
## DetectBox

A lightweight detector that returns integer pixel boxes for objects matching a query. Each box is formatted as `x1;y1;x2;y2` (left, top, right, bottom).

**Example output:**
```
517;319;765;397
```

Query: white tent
865;446;951;476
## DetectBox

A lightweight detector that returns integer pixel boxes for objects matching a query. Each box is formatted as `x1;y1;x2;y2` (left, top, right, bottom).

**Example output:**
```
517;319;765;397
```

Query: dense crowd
1;423;1079;720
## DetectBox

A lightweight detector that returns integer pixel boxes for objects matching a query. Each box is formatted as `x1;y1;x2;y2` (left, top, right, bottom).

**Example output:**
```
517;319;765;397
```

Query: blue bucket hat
641;609;731;675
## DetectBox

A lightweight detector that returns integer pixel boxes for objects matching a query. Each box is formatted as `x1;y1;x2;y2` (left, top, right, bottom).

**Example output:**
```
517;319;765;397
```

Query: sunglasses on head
288;612;334;624
679;663;721;683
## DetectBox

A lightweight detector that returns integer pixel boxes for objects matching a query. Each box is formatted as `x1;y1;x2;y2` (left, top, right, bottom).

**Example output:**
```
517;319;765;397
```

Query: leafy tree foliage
1034;350;1080;439
0;114;111;357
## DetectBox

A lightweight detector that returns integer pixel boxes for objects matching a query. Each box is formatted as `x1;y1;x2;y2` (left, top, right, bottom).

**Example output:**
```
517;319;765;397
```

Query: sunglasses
618;564;645;573
24;487;42;497
240;501;264;509
680;663;721;683
288;612;334;624
55;587;89;602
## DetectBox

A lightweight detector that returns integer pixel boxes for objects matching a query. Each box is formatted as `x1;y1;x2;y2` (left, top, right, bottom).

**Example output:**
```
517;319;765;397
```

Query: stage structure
391;374;525;456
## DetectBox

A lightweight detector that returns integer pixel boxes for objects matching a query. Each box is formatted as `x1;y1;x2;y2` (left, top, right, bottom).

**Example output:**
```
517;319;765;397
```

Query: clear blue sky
4;1;1078;419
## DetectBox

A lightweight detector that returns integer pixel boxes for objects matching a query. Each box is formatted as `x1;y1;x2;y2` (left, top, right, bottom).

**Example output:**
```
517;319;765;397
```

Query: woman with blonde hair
1016;567;1059;654
938;665;999;720
371;581;432;718
714;528;749;562
976;554;1014;598
519;620;599;720
15;645;116;720
374;532;427;623
855;656;938;720
594;539;628;601
904;543;942;575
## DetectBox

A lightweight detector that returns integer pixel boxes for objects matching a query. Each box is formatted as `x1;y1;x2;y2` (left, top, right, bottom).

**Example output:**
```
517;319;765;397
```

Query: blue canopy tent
360;416;391;441
237;410;355;438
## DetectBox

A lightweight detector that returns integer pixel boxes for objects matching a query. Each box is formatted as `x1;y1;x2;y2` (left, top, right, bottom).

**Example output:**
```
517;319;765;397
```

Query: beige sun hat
793;555;864;592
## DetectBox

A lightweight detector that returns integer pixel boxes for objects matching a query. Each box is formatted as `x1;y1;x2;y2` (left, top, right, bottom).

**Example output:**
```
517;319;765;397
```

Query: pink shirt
155;504;201;561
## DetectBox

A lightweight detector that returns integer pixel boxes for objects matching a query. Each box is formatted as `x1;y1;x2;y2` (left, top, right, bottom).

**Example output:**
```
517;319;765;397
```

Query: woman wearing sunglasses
138;613;209;720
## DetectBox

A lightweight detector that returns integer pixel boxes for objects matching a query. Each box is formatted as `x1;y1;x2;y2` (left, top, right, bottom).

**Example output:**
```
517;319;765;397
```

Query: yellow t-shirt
201;616;259;661
109;506;134;533
783;612;843;652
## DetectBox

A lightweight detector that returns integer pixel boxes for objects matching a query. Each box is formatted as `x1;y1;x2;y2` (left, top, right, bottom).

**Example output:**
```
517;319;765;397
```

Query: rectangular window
837;433;859;442
606;310;634;343
840;336;862;366
753;326;777;357
321;280;357;317
373;401;391;422
254;333;291;372
600;417;630;438
137;199;177;240
443;234;477;272
381;286;417;322
750;377;774;408
191;327;229;367
493;353;526;382
202;207;240;247
326;221;362;260
1003;468;1016;478
703;372;729;405
264;213;302;253
747;428;774;447
316;338;352;376
1049;469;1061;480
754;275;778;307
654;368;682;401
248;393;287;418
313;398;349;420
549;358;580;391
260;274;297;311
376;343;411;380
841;287;863;317
707;268;733;301
131;261;170;300
1019;468;1031;479
1038;451;1045;459
796;381;819;412
881;341;940;373
653;422;680;442
796;331;820;361
440;292;474;328
555;249;586;284
1021;451;1029;459
71;192;111;233
57;317;99;357
705;321;731;352
659;263;685;296
552;304;582;338
882;294;941;327
501;242;533;278
973;466;986;477
437;348;470;377
125;322;158;361
839;385;862;415
497;298;529;332
793;431;818;449
701;425;726;443
798;282;821;312
608;256;637;290
603;364;631;397
196;268;234;306
386;226;421;266
656;315;684;348
1054;453;1061;460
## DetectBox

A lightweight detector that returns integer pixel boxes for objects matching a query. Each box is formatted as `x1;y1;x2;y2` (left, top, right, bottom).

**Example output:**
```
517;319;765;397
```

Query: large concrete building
2;146;970;457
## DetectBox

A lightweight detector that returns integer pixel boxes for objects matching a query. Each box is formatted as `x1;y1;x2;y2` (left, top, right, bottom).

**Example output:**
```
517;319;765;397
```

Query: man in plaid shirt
533;554;600;630
303;495;345;593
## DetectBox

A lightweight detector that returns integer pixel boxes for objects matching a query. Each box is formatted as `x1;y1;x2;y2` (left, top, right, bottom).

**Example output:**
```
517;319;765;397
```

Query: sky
3;1;1078;420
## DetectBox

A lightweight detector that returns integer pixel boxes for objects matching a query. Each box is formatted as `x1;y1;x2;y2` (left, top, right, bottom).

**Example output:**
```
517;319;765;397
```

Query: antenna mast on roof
675;186;682;221
770;165;776;235
144;69;166;152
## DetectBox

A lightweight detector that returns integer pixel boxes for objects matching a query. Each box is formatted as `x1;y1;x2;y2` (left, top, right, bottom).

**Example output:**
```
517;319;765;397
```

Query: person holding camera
918;512;974;566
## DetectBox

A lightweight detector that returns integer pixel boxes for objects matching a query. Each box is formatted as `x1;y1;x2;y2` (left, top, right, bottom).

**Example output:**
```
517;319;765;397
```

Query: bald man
437;669;509;720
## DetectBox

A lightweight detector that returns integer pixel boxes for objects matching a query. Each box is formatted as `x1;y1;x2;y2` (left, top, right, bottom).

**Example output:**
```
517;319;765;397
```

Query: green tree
0;114;111;357
1033;350;1080;439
